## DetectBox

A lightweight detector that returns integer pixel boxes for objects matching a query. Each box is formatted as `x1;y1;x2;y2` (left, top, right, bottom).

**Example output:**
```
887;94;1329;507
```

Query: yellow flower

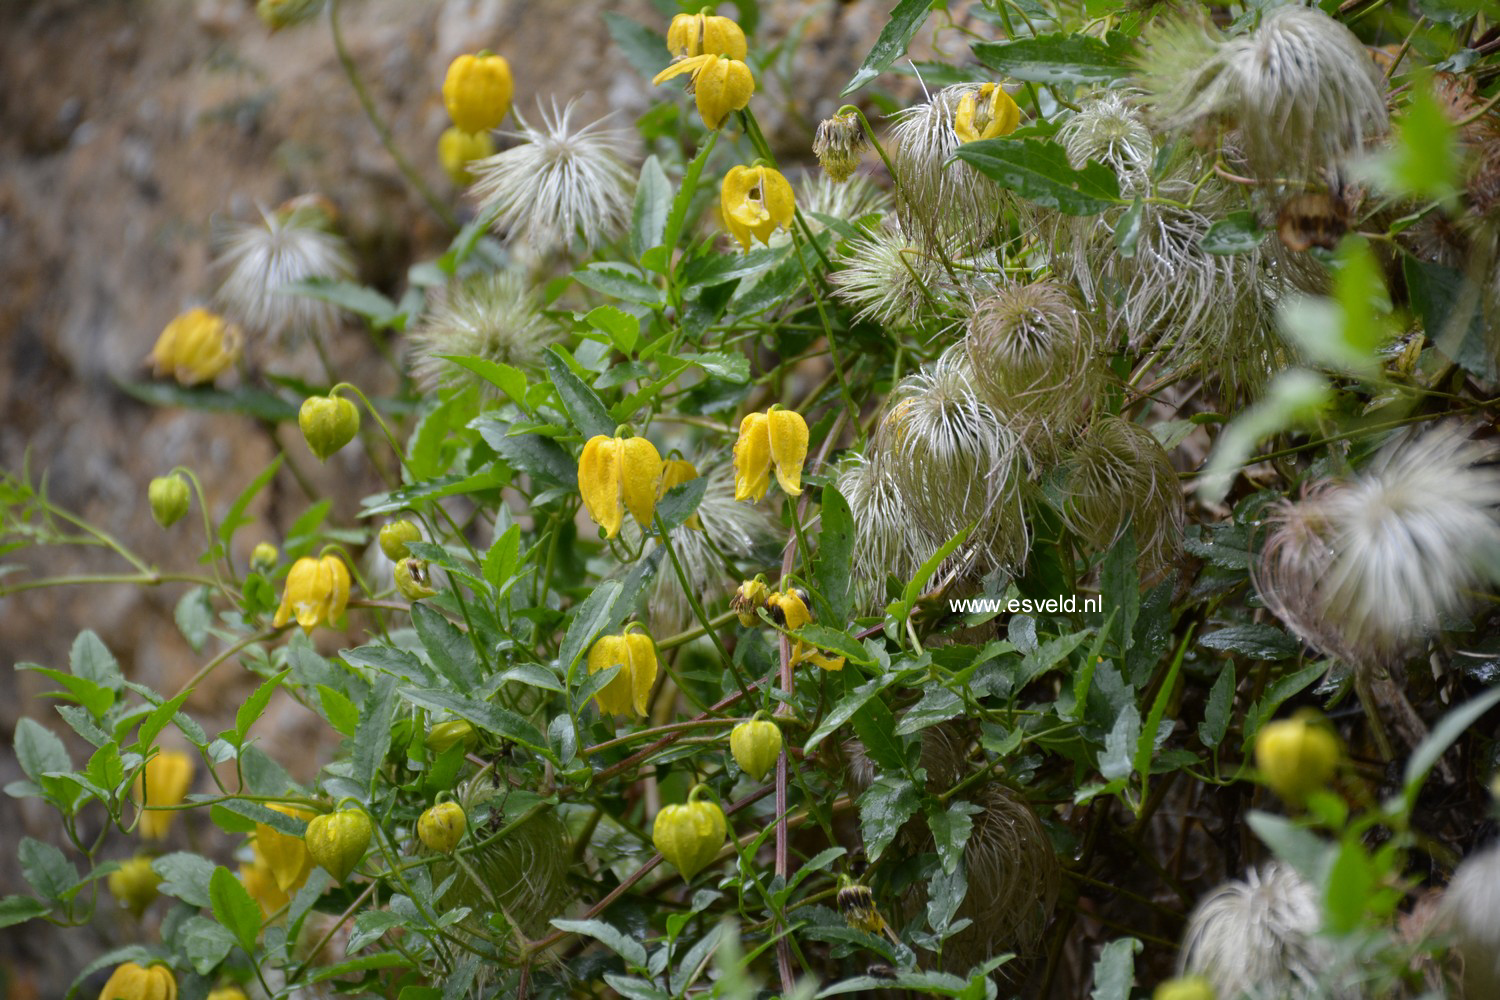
953;83;1021;143
442;52;513;133
586;629;659;716
652;787;728;881
733;407;808;502
1154;978;1216;1000
147;308;242;386
768;590;846;671
659;457;702;529
304;807;372;884
731;578;771;626
578;434;664;540
133;750;193;839
666;11;747;60
239;852;289;918
98;961;177;1000
417;801;467;854
652;54;755;130
719;164;795;251
107;856;161;916
438;126;496;185
1254;713;1341;803
254;804;316;893
273;554;351;632
207;989;250;1000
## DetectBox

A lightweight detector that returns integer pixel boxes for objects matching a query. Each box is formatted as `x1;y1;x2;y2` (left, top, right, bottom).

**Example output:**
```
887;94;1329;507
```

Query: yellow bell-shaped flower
767;590;846;671
733;407;808;502
97;961;177;1000
666;11;747;60
586;629;659;717
107;856;162;917
729;716;782;782
1254;713;1342;803
438;126;496;185
652;786;728;881
254;803;316;893
652;54;755;130
658;457;702;529
719;164;795;252
273;554;351;632
442;52;513;133
207;988;251;1000
133;750;193;840
304;806;372;884
578;434;664;540
147;308;243;386
239;850;290;918
953;82;1021;143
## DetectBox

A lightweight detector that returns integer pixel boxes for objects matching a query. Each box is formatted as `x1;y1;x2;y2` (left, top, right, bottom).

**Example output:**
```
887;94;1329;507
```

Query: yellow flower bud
659;457;702;529
107;856;162;917
733;406;808;502
133;750;193;839
147;308;242;386
305;806;372;884
666;11;747;60
250;541;278;574
652;54;755;130
1154;977;1216;1000
298;393;359;461
394;558;437;601
438;126;496;185
378;519;422;561
587;630;659;717
652;788;727;881
148;474;190;528
97;961;177;1000
719;164;795;251
729;717;782;782
425;719;477;755
953;82;1021;143
578;434;664;540
273;554;351;632
254;804;316;893
1254;713;1341;803
731;578;771;626
442;53;513;133
417;801;467;854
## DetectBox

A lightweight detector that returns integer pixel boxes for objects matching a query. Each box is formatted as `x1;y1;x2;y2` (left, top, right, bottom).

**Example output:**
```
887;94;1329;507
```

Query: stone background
0;0;922;993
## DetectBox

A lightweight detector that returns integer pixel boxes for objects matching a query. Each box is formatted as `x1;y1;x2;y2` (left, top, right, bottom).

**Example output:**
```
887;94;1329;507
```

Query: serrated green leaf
180;914;237;975
235;668;289;741
0;895;48;929
351;675;397;797
1089;936;1141;1000
631;155;670;263
209;865;262;953
1201;211;1263;255
552;917;649;969
816;484;855;624
1199;624;1299;660
656;476;707;532
545;347;615;440
398;688;551;761
1198;665;1235;750
20;838;77;902
440;356;528;407
586;305;640;354
153;852;216;907
857;775;921;862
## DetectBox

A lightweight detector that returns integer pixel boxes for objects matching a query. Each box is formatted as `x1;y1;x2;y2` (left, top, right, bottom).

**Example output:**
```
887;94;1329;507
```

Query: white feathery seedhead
1063;416;1183;579
888;85;1008;250
213;203;354;342
1259;424;1500;668
879;351;1029;572
837;451;938;609
1056;92;1156;197
797;172;889;227
1142;6;1388;180
829;216;953;328
470;98;636;256
1179;862;1334;1000
1445;843;1500;1000
407;271;552;395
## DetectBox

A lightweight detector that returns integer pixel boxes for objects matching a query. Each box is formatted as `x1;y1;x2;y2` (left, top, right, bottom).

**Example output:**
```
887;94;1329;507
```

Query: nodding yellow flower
733;407;808;503
652;54;755;130
107;856;162;917
586;629;659;716
578;434;664;540
1254;713;1342;803
652;786;728;881
207;988;251;1000
442;52;513;133
148;308;243;386
731;578;771;626
239;848;290;917
767;590;846;671
97;961;177;1000
719;164;795;251
273;554;351;632
254;804;316;893
133;750;193;839
954;82;1021;143
659;457;702;529
666;11;747;60
438;126;497;185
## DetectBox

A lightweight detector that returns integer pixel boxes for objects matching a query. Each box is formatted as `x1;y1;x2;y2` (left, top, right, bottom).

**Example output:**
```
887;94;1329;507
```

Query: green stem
653;515;753;701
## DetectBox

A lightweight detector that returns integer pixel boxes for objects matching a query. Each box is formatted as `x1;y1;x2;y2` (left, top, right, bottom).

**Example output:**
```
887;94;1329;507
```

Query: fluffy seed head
836;451;939;609
1254;423;1500;669
1056;91;1156;197
813;111;870;182
1062;416;1183;579
829;216;952;327
407;272;552;394
470;98;636;256
888;84;1008;250
797;172;888;227
1444;843;1500;1000
212;201;354;342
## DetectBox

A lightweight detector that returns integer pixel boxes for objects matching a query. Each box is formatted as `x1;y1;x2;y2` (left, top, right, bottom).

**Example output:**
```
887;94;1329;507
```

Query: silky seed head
1057;91;1156;197
408;271;552;395
1062;416;1183;579
837;450;939;610
830;216;953;328
888;85;1008;251
213;202;354;343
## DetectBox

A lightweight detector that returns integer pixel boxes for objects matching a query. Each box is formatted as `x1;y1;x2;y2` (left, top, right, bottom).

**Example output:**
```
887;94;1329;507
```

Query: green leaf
174;587;215;652
586;306;640;355
153;852;216;907
1359;82;1459;205
890;525;972;622
398;688;551;760
1198;665;1236;751
20;838;77;902
219;456;285;556
349;910;407;954
803;674;900;755
1199;624;1299;661
816;484;855;624
70;630;122;689
441;356;528;407
1089;937;1142;1000
1323;838;1375;934
851;696;905;772
972;32;1134;85
1243;662;1327;749
412;603;480;690
603;11;666;81
117;381;299;423
284;277;401;328
952;139;1122;215
1405;255;1493;380
209;865;262;953
1246;810;1331;883
180;914;238;975
674;351;750;383
857;775;921;862
928;800;982;875
235;668;289;741
551;918;648;969
1099;704;1140;783
317;684;360;738
1199;369;1333;505
896;688;965;735
472;416;576;489
1201;211;1263;255
14;718;71;790
361;470;511;517
652;131;718;273
574;263;663;306
1114;197;1143;258
1403;686;1500;805
558;580;624;683
17;665;115;719
631;155;671;263
795;624;874;666
545;347;615;440
842;0;934;96
0;895;48;929
351;675;397;797
655;476;707;532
